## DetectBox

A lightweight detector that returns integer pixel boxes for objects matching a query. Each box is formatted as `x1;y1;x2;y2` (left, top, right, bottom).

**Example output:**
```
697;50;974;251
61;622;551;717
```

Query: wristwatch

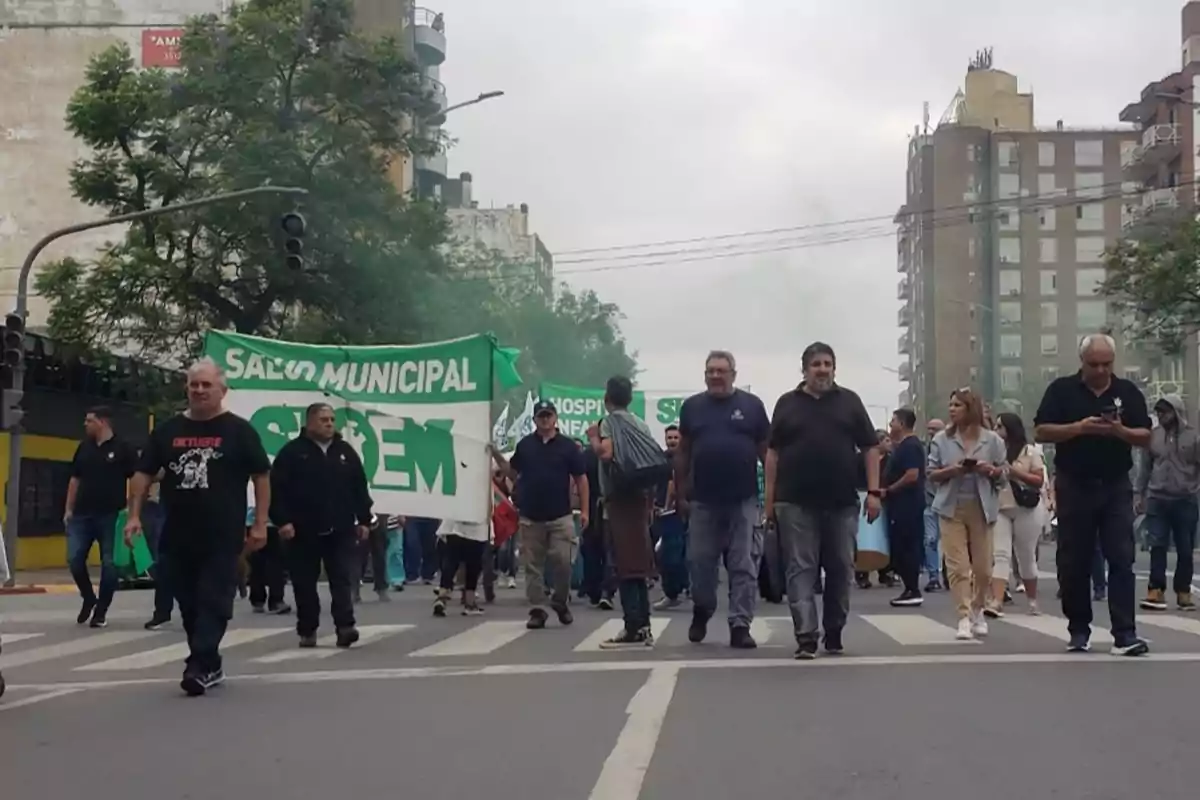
867;489;883;498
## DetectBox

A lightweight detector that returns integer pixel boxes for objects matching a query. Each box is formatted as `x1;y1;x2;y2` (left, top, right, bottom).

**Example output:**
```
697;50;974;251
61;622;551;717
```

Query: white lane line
0;631;160;670
75;628;290;671
574;619;671;652
860;614;979;645
250;625;414;663
749;616;788;645
1139;614;1200;637
409;621;529;657
0;687;84;712
1;633;45;645
998;614;1114;645
0;610;142;625
588;666;679;800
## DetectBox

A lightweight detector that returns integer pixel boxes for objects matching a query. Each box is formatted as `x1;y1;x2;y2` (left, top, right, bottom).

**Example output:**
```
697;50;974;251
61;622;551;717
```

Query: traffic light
2;313;23;384
280;211;306;271
1;388;23;431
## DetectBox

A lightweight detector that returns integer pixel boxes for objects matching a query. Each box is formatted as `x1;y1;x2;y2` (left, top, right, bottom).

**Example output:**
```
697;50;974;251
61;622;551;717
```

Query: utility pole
1;184;308;585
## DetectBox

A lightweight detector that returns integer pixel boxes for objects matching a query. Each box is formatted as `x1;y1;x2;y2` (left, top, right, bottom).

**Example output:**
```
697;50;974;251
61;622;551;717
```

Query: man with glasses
1034;333;1151;656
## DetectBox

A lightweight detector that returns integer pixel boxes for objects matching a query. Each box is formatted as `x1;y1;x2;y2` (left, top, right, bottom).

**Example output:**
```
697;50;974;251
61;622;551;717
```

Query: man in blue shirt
676;350;771;649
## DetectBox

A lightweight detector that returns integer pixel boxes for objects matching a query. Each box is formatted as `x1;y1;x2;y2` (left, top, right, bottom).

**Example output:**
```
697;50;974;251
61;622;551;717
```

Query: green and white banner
205;331;496;523
537;382;693;444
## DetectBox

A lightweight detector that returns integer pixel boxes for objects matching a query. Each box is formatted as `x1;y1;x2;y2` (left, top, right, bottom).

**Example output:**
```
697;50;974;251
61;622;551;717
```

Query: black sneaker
268;603;292;615
143;613;171;631
527;608;549;630
181;667;224;697
335;627;360;649
433;598;447;617
688;608;712;643
730;626;757;649
1110;637;1149;657
462;603;484;616
1093;586;1107;602
597;598;614;611
823;630;844;655
890;589;924;607
298;634;318;648
1066;633;1091;653
552;603;574;626
89;610;108;629
924;580;942;593
77;598;96;625
794;641;818;660
251;603;266;614
599;627;653;650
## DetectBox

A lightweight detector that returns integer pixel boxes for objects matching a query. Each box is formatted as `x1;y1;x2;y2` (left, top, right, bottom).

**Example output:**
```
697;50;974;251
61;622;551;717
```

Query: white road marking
749;616;787;645
588;666;679;800
409;621;529;657
860;614;979;645
74;628;290;671
0;631;160;670
1139;614;1200;637
998;614;1114;645
250;625;414;663
1;633;45;645
0;687;84;712
0;610;142;625
574;618;671;652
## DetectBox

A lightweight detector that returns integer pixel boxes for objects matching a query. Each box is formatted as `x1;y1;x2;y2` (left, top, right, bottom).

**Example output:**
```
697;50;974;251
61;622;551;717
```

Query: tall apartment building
408;5;448;199
1115;0;1200;412
894;56;1186;425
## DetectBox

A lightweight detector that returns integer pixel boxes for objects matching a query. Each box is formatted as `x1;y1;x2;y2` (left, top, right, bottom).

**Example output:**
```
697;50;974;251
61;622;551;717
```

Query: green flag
493;346;523;389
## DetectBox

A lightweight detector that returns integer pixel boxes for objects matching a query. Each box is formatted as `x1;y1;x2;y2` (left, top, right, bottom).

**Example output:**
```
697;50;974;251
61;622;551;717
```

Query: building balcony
898;305;912;328
1121;186;1186;234
897;276;910;300
414;151;448;179
422;74;448;124
1122;123;1181;181
898;333;910;356
412;7;446;65
898;360;912;382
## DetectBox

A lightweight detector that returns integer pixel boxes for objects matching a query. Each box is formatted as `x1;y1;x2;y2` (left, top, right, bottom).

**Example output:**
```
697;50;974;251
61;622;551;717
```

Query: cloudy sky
436;0;1182;423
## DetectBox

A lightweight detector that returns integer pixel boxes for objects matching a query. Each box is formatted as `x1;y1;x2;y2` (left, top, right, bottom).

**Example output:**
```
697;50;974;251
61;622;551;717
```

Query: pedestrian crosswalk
5;609;1200;675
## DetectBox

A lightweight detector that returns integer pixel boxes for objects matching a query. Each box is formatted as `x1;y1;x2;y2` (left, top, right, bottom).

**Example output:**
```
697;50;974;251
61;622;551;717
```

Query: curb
0;584;78;596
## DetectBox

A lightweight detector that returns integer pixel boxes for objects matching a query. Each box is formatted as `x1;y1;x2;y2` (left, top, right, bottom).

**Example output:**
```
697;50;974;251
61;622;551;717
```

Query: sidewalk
1;569;78;595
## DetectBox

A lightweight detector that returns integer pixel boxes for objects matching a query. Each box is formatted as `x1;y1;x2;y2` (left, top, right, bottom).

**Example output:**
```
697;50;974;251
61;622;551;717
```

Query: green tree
423;246;638;399
36;0;447;364
1102;214;1200;352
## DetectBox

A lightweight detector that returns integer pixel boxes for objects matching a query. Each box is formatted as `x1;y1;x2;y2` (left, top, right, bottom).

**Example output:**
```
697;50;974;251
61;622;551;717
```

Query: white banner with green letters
204;331;495;523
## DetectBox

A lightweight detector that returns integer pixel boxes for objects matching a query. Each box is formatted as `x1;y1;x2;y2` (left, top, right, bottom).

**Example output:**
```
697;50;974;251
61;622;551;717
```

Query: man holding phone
1034;333;1152;656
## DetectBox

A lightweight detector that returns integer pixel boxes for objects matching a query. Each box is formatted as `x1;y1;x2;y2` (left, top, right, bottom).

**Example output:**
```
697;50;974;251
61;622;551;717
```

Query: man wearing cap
490;400;590;629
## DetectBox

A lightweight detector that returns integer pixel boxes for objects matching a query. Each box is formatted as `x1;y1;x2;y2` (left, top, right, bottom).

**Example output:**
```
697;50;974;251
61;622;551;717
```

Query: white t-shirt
438;518;490;543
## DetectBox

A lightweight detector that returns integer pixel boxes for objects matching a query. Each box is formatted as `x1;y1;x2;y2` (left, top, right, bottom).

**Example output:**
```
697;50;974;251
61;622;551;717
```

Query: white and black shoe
181;667;225;697
889;590;924;607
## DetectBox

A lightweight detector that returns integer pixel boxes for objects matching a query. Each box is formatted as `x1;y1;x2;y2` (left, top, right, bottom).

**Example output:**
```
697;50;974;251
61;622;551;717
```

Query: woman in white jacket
990;412;1045;616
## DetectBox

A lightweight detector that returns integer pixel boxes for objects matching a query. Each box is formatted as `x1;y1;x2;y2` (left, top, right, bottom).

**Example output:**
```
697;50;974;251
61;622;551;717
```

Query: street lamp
442;90;504;116
0;184;308;585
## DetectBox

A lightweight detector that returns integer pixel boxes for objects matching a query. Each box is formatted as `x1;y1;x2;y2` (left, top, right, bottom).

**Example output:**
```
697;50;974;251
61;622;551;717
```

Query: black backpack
607;413;672;492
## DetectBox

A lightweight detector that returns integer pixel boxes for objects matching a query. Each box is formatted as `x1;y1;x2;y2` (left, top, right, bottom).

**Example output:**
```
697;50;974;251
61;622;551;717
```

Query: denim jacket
926;428;1008;523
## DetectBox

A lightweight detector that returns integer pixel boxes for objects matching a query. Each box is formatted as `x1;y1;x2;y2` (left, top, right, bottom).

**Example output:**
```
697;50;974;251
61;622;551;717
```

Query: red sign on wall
141;28;184;68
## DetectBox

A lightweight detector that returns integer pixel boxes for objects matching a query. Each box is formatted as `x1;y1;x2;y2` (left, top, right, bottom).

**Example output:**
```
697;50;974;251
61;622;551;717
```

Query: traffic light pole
2;184;307;585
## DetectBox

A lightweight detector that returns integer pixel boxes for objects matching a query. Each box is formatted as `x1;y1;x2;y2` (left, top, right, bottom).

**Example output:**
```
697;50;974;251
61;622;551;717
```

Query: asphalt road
2;560;1197;799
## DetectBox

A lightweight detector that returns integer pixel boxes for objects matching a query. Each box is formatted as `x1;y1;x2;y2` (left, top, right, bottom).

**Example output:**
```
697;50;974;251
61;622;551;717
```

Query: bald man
126;358;272;695
922;419;946;591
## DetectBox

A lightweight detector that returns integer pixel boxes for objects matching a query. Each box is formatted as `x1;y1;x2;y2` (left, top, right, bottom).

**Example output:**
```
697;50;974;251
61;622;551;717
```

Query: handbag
1010;447;1041;509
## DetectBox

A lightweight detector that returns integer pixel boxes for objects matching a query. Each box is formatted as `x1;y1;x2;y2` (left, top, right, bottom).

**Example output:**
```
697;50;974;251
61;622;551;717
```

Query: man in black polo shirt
1034;333;1151;656
63;406;137;628
765;342;881;659
490;400;589;629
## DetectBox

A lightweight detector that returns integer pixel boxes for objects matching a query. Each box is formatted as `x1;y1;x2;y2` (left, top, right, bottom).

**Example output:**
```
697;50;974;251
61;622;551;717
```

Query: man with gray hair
676;350;771;649
125;357;273;695
1034;332;1152;656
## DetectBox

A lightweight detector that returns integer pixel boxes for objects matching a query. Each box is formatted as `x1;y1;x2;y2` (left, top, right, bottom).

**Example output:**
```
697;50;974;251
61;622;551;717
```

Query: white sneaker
956;617;975;640
1028;599;1040;616
506;577;516;589
653;596;682;611
970;611;989;637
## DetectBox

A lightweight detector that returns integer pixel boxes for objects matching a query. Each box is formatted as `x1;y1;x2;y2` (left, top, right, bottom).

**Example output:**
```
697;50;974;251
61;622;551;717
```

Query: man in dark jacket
270;403;374;649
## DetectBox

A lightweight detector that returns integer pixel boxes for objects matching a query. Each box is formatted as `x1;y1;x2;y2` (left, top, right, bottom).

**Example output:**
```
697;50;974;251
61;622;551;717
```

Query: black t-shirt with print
137;412;271;547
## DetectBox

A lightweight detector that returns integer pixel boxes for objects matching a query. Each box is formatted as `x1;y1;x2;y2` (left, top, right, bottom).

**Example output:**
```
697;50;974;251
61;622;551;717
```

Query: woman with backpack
587;376;665;649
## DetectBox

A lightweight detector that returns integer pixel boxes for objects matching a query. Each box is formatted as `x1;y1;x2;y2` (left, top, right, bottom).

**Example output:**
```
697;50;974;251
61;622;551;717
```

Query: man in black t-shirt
126;358;271;696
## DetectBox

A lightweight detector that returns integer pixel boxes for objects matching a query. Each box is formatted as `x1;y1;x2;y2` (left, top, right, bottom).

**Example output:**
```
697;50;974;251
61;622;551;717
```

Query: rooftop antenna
922;101;930;134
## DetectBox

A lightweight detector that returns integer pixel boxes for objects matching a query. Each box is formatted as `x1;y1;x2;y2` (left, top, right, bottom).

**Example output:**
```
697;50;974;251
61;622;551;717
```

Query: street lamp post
442;90;504;116
1;184;308;585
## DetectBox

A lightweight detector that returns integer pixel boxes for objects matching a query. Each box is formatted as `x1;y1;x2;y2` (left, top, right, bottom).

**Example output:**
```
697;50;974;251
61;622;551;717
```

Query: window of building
1120;140;1137;167
1002;399;1024;418
1041;301;1058;328
1038;141;1056;168
18;458;73;537
1039;239;1057;263
1040;270;1057;295
1000;366;1023;393
1075;237;1107;262
1039;206;1057;231
998;206;1020;232
999;270;1021;296
967;144;978;162
999;238;1021;263
1040;334;1059;355
998;141;1019;168
1000;334;1022;358
1000;301;1022;326
1042;366;1060;384
1075;140;1105;168
1076;202;1104;231
999;173;1021;199
968;238;977;258
1075;267;1105;296
1077;299;1108;330
1075;172;1105;198
1038;173;1059;197
1124;366;1142;384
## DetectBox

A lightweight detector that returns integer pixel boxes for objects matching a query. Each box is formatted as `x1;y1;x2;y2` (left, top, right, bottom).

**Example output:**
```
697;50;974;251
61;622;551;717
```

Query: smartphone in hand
960;458;978;471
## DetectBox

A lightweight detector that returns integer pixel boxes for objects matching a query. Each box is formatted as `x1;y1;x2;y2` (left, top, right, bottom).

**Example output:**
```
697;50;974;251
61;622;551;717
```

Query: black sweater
270;433;373;535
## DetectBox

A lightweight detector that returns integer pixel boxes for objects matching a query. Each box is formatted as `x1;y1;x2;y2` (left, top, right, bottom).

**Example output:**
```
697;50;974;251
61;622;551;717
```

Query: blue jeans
67;513;119;611
1145;496;1198;593
922;505;941;582
688;499;759;629
654;513;689;600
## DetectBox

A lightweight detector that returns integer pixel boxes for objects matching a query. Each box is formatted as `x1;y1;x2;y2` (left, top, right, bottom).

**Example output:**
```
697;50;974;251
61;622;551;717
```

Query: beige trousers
938;497;994;619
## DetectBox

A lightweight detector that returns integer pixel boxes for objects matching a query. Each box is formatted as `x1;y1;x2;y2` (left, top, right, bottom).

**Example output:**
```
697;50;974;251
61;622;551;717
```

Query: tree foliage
36;0;447;364
1102;214;1200;353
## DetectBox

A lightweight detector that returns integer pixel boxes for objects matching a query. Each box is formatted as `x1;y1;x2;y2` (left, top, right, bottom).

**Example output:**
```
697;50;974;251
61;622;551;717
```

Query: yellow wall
0;431;100;570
